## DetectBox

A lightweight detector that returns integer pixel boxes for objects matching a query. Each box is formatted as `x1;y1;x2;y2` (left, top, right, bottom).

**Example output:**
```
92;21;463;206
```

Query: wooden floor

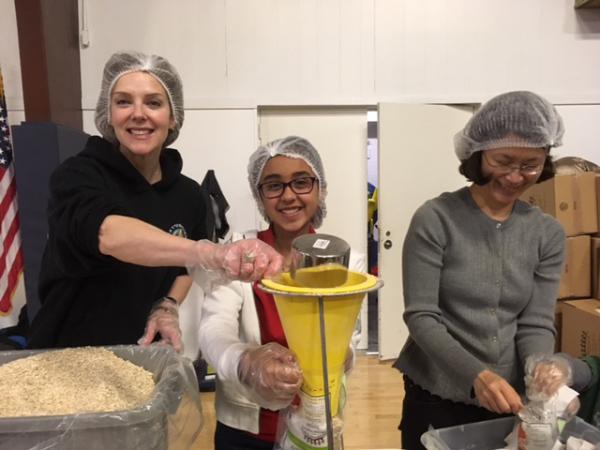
190;352;404;449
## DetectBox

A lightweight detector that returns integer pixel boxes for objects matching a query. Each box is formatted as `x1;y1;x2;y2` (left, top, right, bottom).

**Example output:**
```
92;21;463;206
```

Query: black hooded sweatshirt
28;136;207;348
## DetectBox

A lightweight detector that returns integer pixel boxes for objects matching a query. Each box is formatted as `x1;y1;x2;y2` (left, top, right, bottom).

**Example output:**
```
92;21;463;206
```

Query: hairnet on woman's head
247;136;327;228
454;91;564;161
94;51;184;148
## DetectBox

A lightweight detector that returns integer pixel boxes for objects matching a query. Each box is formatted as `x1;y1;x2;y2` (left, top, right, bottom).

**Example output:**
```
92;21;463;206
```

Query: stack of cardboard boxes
521;172;600;358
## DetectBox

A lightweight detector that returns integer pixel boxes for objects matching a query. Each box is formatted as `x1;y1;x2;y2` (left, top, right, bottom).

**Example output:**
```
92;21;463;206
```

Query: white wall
3;0;600;113
72;0;600;107
367;138;378;187
0;0;23;126
555;105;600;164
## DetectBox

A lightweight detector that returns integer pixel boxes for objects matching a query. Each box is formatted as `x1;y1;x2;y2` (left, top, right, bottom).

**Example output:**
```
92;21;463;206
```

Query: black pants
400;376;507;450
215;421;275;450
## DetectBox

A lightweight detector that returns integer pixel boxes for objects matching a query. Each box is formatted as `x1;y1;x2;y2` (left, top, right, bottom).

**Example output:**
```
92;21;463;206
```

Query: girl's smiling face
258;155;320;237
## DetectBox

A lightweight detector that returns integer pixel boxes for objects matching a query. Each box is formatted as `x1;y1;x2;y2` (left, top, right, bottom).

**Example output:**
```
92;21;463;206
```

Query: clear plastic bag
517;355;579;450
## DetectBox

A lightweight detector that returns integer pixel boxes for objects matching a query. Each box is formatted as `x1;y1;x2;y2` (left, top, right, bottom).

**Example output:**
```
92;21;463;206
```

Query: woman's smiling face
109;71;174;159
479;146;547;207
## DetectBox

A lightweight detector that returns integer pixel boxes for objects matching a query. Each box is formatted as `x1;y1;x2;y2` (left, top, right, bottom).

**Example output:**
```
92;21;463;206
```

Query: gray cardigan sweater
394;187;565;405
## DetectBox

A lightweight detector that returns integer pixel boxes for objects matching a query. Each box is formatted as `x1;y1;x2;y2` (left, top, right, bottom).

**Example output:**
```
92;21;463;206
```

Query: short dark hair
458;150;555;185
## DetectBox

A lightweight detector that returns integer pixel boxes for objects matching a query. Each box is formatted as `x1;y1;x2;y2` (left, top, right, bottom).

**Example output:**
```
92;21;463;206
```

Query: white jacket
198;231;366;434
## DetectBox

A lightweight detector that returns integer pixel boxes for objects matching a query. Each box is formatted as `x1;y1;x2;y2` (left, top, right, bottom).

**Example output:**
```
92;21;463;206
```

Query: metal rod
318;296;335;450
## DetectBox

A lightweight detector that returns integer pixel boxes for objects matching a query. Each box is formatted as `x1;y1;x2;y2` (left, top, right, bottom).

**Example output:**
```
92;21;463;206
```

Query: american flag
0;68;23;315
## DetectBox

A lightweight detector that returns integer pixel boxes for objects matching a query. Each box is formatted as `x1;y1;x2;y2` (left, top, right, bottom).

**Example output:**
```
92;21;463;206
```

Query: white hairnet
247;136;327;228
454;91;564;161
94;51;184;148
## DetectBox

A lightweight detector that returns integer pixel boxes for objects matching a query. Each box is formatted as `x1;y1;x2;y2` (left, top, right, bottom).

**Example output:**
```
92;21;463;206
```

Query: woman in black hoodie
27;51;281;350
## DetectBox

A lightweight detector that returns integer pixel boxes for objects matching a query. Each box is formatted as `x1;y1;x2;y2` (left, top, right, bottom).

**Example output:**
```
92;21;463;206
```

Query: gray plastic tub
421;415;600;450
0;346;203;450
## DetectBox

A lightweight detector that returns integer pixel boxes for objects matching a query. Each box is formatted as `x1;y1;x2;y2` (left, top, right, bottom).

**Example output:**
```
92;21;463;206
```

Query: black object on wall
12;122;89;322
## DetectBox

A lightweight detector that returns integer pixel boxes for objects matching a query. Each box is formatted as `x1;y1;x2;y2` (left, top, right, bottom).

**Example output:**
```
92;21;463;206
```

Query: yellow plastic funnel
261;269;381;416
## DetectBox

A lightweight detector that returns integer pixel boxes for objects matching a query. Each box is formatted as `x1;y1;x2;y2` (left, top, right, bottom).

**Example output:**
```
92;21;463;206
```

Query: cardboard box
555;301;568;352
597;175;600;235
559;235;591;299
578;172;599;234
561;299;600;357
521;173;599;237
575;0;600;9
593;237;600;299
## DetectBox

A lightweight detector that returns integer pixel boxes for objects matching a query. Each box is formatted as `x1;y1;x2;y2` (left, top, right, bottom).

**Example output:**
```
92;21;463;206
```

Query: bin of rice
0;345;203;450
421;416;600;449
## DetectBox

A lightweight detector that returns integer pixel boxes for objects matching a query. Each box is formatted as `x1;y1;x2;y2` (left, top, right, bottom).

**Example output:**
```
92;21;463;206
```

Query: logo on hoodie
168;224;188;238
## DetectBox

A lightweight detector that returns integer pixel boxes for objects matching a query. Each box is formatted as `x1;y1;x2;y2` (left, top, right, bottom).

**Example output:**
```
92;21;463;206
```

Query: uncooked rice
0;347;155;418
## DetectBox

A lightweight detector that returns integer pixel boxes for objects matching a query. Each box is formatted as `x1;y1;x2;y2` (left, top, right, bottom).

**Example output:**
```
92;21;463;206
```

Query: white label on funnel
312;239;330;250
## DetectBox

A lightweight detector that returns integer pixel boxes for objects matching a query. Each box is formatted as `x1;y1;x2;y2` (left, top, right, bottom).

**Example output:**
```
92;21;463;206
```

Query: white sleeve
198;280;250;385
349;250;367;273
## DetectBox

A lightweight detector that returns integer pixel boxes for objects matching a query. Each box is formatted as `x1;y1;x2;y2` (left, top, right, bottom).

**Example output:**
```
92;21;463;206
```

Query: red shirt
250;226;312;442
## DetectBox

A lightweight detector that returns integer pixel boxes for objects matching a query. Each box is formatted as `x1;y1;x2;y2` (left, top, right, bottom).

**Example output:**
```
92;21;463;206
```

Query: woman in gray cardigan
394;91;566;449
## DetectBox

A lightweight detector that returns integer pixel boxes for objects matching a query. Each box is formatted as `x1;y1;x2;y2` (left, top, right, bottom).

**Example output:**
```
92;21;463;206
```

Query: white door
258;107;370;349
377;103;474;360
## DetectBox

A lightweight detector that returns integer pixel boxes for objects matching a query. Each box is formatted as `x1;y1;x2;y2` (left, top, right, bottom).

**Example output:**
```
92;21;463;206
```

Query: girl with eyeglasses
198;136;365;449
394;91;567;449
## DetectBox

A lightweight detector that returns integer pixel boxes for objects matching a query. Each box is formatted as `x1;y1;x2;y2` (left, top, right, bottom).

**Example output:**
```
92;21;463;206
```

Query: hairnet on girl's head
94;51;184;148
454;91;564;161
247;136;328;228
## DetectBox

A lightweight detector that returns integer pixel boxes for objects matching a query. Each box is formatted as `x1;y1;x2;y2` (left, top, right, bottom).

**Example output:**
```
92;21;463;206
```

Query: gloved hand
238;342;303;410
138;297;183;353
525;354;572;401
189;239;283;282
473;369;524;414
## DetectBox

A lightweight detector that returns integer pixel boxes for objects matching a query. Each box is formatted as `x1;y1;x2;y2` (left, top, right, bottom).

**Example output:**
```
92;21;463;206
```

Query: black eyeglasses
483;152;546;176
258;177;318;199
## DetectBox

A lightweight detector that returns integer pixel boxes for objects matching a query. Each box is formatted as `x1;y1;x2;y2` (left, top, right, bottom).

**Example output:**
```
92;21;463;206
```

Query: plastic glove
189;239;283;282
473;369;524;414
138;298;183;353
525;354;573;402
238;342;303;410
